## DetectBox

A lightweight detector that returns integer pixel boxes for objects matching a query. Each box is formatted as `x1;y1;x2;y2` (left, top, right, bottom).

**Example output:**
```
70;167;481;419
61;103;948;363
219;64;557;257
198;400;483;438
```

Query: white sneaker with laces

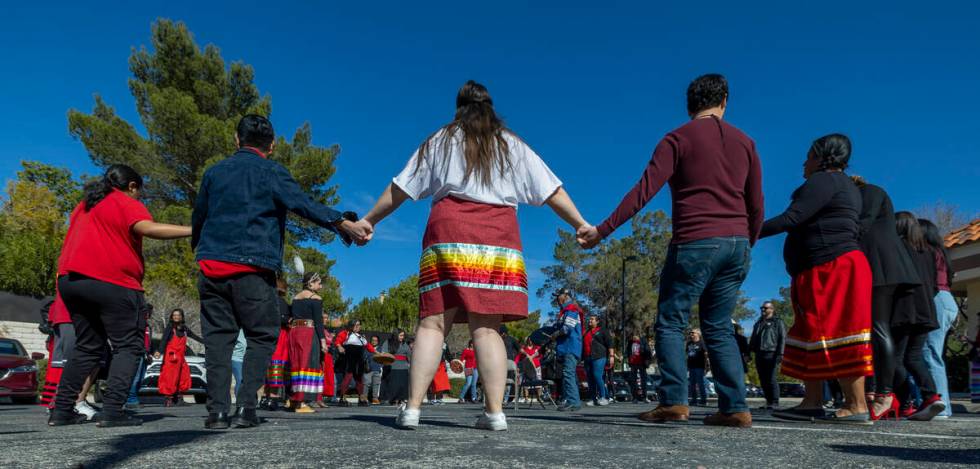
585;401;595;407
396;405;420;429
597;398;611;406
475;412;508;431
75;401;98;421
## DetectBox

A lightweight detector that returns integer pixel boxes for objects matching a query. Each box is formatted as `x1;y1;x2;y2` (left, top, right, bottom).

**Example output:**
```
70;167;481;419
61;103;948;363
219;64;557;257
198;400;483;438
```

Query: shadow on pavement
828;445;980;465
78;430;213;467
0;430;39;436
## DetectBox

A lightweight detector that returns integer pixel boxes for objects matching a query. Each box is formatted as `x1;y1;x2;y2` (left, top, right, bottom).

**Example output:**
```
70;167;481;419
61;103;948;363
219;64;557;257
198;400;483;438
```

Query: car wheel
12;396;38;405
194;395;207;404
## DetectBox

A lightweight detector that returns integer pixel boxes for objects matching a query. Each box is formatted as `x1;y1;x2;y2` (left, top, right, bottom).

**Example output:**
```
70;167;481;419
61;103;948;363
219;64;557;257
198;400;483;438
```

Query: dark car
613;371;659;401
0;338;42;404
779;382;806;398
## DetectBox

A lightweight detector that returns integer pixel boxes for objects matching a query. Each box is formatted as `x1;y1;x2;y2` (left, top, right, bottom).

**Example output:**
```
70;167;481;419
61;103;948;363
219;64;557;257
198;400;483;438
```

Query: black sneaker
557;403;581;412
205;412;230;430
231;407;261;428
97;414;143;428
48;409;89;426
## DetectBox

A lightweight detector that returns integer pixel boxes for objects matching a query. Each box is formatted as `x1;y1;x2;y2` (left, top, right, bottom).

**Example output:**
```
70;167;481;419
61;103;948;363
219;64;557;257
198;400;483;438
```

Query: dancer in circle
49;164;192;427
334;319;374;406
261;277;291;411
156;308;203;407
380;328;411;406
919;218;957;418
761;134;873;425
288;272;326;413
356;80;590;430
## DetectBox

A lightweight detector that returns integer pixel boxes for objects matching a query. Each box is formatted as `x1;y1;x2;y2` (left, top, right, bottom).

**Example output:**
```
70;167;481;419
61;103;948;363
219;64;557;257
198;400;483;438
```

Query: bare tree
915;200;977;235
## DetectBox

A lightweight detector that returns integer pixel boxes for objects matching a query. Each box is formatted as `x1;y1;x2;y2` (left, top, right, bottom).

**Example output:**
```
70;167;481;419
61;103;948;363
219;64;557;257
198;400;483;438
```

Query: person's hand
576;224;601;249
321;339;328;351
337;344;346;354
340;219;374;246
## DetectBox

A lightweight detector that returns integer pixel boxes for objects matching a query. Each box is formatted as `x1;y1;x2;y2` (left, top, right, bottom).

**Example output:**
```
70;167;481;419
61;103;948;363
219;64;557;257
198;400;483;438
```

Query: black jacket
857;184;921;288
192;148;347;271
750;316;786;357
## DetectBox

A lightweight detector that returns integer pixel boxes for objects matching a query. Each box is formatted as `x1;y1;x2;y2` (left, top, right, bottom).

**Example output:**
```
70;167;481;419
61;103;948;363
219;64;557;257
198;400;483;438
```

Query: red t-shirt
58;190;153;291
519;345;541;368
460;348;478;369
49;291;71;326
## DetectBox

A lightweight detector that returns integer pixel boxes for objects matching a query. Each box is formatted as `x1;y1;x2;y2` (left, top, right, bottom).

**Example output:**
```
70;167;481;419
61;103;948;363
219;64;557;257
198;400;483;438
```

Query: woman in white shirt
356;80;591;431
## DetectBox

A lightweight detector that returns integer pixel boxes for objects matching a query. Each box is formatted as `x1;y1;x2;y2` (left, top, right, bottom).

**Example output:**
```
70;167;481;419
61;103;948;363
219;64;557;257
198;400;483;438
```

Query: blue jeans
561;353;581;407
689;367;707;404
586;357;608;402
925;290;957;416
655;237;750;413
231;360;244;398
126;356;148;405
460;369;480;401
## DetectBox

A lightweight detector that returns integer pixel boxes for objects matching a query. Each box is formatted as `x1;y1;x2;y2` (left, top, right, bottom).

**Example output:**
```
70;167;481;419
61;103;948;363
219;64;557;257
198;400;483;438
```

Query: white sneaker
597;398;611;406
585;401;595;407
396;405;420;429
75;401;98;421
475;412;508;431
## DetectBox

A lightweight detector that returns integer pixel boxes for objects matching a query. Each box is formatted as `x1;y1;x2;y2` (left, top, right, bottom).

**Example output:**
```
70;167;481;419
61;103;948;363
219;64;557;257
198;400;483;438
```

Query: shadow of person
337;413;471;430
78;430;214;467
828;444;980;465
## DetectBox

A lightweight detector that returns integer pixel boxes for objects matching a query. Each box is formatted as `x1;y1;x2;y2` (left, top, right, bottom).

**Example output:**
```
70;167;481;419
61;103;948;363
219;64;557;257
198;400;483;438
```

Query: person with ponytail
890;212;945;420
355;80;590;431
287;272;327;413
919;218;957;418
760;134;874;425
49;164;192;427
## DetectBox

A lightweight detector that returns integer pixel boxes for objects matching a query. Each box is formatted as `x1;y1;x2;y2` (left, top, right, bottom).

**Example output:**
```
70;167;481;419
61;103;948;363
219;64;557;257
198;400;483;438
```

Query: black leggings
54;274;145;418
871;285;899;394
893;328;937;401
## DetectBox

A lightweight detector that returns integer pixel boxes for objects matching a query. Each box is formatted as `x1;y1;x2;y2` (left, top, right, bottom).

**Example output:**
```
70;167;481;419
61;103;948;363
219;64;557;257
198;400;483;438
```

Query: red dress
158;333;191;396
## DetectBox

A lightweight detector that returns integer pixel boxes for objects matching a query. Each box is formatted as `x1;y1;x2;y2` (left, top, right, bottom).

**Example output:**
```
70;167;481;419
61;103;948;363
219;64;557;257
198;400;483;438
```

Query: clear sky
3;2;978;320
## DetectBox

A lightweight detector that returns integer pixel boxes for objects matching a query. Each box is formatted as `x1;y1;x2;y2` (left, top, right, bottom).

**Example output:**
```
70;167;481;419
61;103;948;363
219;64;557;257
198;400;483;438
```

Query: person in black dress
852;177;924;420
288;272;326;413
891;212;945;420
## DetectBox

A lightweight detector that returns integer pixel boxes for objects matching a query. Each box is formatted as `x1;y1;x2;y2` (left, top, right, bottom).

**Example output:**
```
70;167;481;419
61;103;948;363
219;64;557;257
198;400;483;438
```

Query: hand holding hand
576;224;601;249
341;219;374;246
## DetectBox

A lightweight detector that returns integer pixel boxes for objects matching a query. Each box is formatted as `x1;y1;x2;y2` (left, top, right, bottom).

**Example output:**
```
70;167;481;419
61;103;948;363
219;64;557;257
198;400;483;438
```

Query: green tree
65;19;346;302
350;275;420;334
0;176;67;297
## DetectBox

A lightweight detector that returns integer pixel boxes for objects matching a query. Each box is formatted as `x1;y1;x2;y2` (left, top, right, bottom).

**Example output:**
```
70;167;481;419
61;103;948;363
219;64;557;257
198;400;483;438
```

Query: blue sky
3;2;978;320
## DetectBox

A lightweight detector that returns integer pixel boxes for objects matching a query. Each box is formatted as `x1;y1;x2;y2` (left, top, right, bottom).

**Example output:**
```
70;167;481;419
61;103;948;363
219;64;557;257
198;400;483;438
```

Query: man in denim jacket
192;114;368;429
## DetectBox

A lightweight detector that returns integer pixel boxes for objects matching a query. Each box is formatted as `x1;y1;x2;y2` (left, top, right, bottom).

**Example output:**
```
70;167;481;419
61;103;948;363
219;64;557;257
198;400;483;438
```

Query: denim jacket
192;148;345;271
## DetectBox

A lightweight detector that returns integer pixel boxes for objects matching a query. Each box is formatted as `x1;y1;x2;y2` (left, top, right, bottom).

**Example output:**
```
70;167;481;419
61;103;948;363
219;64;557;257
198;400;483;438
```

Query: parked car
612;371;659;401
0;338;42;404
138;346;208;403
779;382;806;398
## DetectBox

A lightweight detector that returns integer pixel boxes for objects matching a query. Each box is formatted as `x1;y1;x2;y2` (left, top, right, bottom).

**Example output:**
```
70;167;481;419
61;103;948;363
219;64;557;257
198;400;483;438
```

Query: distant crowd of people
37;72;972;434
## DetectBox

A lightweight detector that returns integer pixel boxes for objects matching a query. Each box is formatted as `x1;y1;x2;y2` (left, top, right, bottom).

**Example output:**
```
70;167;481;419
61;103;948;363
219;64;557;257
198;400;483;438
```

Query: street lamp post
621;255;638;371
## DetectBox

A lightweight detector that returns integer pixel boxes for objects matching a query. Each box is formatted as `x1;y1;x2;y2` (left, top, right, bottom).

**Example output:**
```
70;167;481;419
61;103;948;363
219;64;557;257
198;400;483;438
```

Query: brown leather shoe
638;405;690;423
703;411;752;428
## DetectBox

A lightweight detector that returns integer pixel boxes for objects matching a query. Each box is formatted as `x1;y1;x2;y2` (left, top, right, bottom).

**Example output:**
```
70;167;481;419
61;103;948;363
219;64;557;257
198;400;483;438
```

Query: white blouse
392;129;562;208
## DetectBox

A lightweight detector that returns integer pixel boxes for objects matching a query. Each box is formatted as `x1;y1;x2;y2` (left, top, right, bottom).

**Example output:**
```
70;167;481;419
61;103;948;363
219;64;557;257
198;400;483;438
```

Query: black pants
198;273;279;414
755;352;780;405
871;285;901;394
629;364;648;400
893;327;937;401
55;274;145;418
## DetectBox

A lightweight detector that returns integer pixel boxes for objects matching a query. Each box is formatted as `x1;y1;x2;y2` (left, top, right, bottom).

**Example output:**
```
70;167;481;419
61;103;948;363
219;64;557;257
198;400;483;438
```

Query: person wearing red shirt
49;164;191;428
458;341;480;403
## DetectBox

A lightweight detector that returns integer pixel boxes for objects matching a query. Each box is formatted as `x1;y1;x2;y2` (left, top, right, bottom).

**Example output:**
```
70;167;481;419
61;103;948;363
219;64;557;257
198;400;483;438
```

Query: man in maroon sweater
578;74;763;428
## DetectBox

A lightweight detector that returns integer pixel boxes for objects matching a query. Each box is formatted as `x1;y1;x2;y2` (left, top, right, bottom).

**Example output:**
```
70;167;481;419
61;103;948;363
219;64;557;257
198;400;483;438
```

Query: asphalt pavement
1;398;978;468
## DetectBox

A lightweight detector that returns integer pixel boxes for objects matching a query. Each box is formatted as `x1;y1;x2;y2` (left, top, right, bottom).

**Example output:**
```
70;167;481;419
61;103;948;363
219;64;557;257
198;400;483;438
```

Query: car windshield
0;340;26;356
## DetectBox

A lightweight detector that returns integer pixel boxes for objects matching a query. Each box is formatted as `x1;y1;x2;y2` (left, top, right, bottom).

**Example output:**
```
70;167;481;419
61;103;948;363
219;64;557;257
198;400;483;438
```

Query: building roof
946;219;980;248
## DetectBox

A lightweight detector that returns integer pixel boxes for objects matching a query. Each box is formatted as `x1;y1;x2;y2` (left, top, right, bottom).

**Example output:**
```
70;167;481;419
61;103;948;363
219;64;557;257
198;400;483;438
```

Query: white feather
293;255;305;276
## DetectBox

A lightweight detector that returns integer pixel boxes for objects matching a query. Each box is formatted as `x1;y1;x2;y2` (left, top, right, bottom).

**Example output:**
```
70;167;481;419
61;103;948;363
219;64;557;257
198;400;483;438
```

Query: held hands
576;224;601;249
339;219;375;246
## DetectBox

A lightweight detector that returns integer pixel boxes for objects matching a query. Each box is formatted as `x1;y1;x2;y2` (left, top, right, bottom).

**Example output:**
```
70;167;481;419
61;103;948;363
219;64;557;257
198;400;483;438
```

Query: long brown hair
416;80;513;187
896;211;926;251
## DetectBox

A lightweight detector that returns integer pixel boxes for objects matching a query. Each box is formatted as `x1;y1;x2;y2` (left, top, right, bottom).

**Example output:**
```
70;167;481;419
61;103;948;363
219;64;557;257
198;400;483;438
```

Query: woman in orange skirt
760;134;873;425
356;81;590;430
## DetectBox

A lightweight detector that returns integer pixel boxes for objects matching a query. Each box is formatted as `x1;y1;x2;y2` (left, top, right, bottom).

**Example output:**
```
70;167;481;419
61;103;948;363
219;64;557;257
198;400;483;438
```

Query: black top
750;316;786;356
687;341;706;369
277;297;291;328
291;297;325;344
586;327;613;361
158;323;203;354
890;242;939;331
502;335;520;361
761;171;862;276
857;184;921;288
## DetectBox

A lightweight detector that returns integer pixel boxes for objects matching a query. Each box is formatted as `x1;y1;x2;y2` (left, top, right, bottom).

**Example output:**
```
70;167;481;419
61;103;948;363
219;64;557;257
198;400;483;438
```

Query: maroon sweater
597;116;764;245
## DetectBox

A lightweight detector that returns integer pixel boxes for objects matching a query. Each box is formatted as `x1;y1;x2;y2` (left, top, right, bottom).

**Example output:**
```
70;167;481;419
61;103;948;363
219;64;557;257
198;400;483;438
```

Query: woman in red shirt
458;341;479;403
49;165;192;428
